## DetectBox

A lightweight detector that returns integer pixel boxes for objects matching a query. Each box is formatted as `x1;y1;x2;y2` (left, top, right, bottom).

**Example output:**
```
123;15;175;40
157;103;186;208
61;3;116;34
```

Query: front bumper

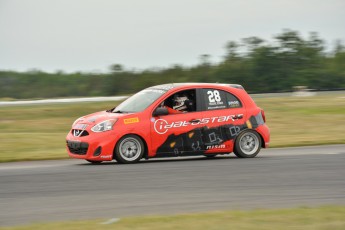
66;130;119;161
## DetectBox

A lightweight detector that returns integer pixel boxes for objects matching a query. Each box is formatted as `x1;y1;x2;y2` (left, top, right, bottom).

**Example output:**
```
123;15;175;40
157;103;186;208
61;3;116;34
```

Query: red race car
66;83;270;164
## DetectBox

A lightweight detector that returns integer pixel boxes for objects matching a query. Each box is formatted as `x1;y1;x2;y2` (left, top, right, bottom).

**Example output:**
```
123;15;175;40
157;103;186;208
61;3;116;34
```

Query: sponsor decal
153;114;242;134
206;144;226;150
228;101;240;108
100;155;112;159
207;105;226;110
154;119;170;134
124;117;140;124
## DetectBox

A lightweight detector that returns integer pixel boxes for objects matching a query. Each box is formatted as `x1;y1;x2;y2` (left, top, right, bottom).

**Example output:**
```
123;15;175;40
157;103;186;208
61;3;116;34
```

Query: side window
202;89;242;111
225;92;242;108
202;89;227;110
161;89;197;114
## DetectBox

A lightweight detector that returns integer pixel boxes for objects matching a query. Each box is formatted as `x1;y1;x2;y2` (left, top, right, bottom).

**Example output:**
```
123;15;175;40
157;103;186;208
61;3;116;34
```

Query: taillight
261;110;266;123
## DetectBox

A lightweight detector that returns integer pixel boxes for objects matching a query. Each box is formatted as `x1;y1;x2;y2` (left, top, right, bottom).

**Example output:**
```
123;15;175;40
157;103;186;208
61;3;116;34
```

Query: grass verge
1;206;345;230
1;93;345;162
255;94;345;147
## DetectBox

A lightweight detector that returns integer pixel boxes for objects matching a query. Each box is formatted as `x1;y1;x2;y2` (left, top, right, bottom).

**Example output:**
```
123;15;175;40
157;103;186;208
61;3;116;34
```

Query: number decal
207;91;215;103
207;90;221;103
214;90;221;102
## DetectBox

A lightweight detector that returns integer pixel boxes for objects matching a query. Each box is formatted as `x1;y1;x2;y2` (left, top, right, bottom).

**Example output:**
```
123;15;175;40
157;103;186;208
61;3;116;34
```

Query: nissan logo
73;130;81;136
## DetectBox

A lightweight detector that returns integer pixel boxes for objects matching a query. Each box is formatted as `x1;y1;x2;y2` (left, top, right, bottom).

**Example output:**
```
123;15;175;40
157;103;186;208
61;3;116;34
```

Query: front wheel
114;135;145;164
234;130;261;158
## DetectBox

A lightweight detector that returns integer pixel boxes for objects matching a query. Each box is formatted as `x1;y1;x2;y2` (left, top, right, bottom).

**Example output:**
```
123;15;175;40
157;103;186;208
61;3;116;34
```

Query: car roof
150;83;244;91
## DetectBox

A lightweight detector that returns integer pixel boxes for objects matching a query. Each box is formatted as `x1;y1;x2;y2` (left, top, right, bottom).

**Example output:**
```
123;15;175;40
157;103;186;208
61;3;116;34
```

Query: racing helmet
173;95;189;111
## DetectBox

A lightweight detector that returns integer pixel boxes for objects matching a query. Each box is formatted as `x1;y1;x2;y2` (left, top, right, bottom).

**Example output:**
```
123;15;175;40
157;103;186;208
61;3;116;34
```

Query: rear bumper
256;124;270;148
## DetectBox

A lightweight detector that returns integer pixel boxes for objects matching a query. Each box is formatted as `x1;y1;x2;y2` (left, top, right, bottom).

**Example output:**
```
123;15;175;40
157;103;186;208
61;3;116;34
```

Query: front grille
67;141;89;155
72;129;89;137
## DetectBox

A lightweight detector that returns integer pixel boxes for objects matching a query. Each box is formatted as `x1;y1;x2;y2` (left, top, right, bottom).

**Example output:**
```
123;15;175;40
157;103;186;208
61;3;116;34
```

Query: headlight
91;119;117;132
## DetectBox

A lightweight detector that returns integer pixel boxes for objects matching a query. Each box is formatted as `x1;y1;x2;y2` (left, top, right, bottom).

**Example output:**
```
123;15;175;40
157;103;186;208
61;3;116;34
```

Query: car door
199;88;247;153
150;89;206;157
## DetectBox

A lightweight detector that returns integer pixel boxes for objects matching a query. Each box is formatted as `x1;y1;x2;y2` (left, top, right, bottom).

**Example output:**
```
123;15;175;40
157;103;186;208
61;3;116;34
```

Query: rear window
226;92;242;108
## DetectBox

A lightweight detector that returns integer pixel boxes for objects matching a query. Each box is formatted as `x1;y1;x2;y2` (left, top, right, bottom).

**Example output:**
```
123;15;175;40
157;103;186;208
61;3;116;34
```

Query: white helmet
173;96;188;111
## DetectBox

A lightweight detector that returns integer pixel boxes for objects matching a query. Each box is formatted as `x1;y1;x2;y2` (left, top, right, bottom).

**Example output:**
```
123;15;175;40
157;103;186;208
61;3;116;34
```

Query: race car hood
72;110;133;126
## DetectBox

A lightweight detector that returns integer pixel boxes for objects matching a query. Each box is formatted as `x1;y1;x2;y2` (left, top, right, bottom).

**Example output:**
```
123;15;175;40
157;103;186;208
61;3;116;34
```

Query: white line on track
101;218;120;225
0;164;61;171
0;96;128;106
0;159;77;171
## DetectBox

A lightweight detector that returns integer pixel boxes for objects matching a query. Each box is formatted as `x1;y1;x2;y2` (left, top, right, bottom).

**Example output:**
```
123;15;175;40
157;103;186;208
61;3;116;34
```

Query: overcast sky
1;0;344;73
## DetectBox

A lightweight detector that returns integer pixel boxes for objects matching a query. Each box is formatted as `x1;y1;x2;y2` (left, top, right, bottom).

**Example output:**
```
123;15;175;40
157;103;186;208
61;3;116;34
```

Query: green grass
1;93;345;162
1;206;345;230
0;102;116;162
254;94;345;147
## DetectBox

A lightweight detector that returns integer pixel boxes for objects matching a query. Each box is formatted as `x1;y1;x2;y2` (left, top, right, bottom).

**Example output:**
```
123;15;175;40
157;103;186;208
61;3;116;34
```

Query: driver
172;95;189;112
165;94;193;114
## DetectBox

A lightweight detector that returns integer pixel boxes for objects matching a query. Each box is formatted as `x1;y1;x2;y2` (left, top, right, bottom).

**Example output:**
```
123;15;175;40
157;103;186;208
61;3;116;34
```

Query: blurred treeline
1;30;345;99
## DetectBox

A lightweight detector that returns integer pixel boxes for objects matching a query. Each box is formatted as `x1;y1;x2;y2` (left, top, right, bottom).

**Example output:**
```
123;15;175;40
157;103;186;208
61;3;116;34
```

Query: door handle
189;119;200;123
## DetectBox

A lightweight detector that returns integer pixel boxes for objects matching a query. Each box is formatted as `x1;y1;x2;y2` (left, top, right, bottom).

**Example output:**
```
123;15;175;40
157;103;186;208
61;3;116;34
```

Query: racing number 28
207;90;221;103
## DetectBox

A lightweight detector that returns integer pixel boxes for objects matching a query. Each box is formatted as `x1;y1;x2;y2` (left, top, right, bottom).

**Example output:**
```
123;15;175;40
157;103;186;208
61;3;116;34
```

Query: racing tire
86;160;103;164
114;135;145;164
234;130;261;158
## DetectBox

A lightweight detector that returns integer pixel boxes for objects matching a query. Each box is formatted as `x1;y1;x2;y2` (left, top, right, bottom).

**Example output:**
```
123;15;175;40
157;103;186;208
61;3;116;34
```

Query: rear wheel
234;130;261;158
114;135;144;164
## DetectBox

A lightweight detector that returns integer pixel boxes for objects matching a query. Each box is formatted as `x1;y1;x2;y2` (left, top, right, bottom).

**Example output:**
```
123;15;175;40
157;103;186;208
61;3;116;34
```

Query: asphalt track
1;145;345;226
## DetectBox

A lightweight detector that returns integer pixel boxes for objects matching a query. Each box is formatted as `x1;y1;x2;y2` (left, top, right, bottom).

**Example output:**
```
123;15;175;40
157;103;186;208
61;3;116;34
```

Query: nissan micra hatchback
66;83;270;164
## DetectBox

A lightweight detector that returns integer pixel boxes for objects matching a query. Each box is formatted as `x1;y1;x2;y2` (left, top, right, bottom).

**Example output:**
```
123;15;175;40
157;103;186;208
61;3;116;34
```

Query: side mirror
153;107;169;117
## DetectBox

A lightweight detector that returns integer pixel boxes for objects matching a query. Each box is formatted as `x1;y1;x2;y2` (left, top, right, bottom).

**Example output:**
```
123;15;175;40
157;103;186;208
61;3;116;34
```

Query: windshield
113;88;166;113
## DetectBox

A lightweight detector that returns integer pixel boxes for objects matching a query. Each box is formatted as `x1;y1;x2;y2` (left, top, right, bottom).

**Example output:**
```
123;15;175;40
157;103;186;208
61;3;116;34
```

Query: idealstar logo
153;114;243;134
